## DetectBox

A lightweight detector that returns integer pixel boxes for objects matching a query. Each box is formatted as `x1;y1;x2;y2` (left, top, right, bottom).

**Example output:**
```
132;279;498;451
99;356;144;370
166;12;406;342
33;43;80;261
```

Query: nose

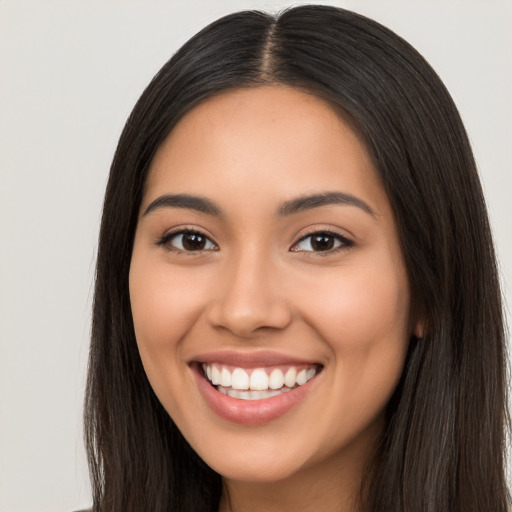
206;250;293;338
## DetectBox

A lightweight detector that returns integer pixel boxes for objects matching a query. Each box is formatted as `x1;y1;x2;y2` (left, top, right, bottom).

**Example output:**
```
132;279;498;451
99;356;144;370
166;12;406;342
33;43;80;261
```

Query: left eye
291;232;350;252
160;231;217;252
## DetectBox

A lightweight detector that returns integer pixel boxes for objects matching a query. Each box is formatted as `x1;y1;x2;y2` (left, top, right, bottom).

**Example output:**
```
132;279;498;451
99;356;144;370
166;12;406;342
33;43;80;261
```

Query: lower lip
192;364;320;425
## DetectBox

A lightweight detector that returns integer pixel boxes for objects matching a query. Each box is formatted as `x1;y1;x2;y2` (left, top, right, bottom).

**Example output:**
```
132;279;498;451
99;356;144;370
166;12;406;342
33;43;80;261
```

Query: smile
202;363;319;401
191;354;323;424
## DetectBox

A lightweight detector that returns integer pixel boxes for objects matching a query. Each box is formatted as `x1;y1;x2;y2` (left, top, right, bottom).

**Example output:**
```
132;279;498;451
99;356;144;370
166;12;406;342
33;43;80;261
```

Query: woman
84;5;509;511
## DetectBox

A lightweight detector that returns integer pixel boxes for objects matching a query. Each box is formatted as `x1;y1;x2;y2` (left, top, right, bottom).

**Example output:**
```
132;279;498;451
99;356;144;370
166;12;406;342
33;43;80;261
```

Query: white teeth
202;363;318;394
284;367;297;388
220;367;231;387
296;369;307;385
250;369;269;390
269;368;285;389
211;365;221;385
231;368;250;390
203;362;319;399
220;386;284;400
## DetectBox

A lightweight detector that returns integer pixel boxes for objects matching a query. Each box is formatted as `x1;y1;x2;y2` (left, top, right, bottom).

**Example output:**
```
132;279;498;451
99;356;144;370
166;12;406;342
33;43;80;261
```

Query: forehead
144;86;388;217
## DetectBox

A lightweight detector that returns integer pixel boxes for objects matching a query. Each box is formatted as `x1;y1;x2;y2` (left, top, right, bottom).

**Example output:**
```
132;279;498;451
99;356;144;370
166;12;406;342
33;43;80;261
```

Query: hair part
85;5;509;511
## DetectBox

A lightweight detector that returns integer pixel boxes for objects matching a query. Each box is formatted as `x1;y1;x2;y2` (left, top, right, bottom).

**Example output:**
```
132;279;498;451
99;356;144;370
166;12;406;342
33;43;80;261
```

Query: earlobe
413;322;424;340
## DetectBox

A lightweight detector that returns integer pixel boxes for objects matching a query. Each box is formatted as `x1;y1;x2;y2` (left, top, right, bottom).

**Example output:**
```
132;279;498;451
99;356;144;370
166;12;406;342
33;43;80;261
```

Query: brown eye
291;231;352;253
310;234;336;251
160;230;217;252
181;233;208;251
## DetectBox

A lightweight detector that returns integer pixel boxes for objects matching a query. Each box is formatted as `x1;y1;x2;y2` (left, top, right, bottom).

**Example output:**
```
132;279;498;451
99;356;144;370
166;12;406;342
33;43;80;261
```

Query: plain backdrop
0;1;510;511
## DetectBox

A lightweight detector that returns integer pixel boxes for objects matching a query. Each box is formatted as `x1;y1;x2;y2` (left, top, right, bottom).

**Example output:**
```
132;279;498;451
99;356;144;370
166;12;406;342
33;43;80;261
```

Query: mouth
201;362;321;401
191;353;323;425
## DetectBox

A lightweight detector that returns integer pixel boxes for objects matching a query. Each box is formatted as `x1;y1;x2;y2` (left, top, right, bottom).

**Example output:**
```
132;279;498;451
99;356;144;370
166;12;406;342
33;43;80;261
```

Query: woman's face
129;86;416;483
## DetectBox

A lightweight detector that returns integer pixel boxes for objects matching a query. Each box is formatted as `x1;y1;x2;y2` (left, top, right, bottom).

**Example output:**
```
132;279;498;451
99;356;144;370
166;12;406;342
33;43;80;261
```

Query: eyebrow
278;192;376;217
143;191;376;218
143;194;223;217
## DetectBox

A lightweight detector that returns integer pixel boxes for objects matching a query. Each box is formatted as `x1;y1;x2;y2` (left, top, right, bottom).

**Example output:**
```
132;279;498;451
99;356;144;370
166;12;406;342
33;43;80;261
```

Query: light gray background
0;1;510;511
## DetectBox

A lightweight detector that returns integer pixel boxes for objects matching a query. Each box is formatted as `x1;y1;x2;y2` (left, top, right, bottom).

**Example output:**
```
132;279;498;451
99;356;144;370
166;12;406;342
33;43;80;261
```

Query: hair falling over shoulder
84;5;510;511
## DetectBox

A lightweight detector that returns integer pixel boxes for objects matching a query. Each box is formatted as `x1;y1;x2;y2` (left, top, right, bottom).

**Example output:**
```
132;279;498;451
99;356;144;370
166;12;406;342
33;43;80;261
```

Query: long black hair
85;5;509;511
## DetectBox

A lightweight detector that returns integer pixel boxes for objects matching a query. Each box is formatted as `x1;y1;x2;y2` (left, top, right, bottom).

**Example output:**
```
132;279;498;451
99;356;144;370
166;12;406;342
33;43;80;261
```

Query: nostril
206;299;292;337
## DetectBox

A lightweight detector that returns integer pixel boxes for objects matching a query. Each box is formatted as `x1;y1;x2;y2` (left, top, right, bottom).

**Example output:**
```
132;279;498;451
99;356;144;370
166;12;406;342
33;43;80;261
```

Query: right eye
157;230;218;252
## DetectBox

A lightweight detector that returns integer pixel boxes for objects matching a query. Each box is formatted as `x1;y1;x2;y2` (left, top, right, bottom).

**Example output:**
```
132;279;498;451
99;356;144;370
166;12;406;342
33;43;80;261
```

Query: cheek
298;255;410;403
332;272;408;345
130;258;205;342
303;251;410;349
128;253;216;428
128;253;212;390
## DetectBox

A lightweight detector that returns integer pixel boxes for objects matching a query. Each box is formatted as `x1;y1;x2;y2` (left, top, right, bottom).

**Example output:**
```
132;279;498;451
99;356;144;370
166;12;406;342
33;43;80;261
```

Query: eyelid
156;227;219;252
155;226;353;254
290;229;354;253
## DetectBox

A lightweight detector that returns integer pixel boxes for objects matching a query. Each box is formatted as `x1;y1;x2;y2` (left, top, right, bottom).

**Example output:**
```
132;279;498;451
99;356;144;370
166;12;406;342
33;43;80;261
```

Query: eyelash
156;228;354;254
156;229;218;253
291;229;354;255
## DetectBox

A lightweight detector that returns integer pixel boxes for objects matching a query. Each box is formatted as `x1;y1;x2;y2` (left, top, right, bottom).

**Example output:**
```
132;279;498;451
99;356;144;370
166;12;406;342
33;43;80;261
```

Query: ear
413;321;424;340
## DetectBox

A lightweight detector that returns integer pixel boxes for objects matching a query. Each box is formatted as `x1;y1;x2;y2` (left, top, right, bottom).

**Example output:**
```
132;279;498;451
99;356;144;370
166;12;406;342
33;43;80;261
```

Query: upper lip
189;350;322;368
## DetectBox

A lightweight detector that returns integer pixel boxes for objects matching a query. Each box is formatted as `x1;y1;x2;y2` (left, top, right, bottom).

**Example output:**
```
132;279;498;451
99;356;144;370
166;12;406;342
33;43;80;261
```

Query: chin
208;454;308;483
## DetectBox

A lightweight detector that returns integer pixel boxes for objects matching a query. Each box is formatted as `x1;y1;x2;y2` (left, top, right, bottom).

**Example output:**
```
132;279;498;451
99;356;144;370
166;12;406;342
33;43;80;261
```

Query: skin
129;86;420;511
